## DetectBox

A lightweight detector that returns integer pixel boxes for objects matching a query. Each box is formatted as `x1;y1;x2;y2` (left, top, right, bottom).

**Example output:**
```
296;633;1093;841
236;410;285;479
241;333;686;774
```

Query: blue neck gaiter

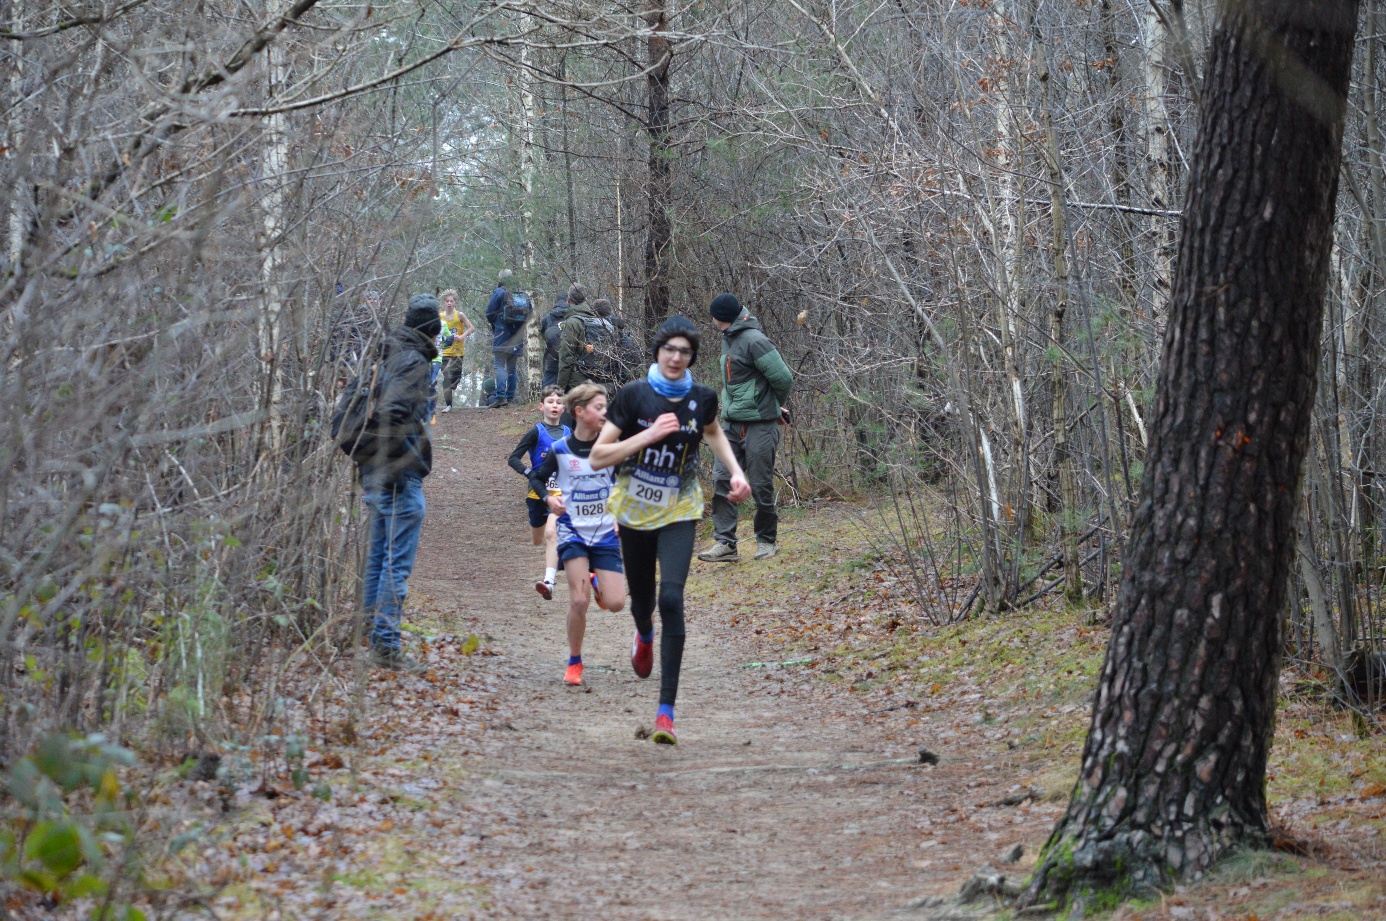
647;364;693;399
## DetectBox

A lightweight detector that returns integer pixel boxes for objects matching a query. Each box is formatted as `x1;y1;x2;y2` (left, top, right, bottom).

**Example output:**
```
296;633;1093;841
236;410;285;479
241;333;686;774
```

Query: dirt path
347;406;1056;920
194;406;1386;921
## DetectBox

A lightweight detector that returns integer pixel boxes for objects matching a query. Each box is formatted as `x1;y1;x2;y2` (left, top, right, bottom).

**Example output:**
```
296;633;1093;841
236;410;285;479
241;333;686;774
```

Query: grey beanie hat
404;293;442;338
498;269;513;283
567;283;588;305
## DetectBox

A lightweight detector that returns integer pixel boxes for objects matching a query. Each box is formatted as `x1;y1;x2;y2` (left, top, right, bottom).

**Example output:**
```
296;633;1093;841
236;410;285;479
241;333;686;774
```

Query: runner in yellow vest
438;288;475;412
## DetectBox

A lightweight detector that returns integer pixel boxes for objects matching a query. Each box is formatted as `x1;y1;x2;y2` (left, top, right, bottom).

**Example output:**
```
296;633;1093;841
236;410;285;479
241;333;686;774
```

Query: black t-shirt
605;380;720;528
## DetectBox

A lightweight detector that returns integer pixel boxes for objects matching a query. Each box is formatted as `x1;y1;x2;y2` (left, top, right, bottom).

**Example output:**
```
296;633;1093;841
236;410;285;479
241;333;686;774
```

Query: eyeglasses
659;344;693;358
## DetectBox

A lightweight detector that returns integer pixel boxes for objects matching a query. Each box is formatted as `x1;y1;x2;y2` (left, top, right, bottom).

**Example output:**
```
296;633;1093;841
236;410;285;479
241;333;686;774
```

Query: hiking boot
652;713;677;745
697;541;738;563
535;579;554;601
754;541;778;560
631;630;654;679
370;646;426;674
564;662;583;686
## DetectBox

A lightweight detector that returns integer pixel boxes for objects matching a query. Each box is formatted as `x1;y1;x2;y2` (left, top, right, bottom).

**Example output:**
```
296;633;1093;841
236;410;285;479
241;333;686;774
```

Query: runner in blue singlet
508;386;571;599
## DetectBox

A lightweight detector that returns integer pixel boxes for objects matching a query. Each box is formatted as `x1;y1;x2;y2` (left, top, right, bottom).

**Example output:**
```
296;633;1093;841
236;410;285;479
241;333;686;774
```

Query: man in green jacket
699;293;793;562
556;283;598;392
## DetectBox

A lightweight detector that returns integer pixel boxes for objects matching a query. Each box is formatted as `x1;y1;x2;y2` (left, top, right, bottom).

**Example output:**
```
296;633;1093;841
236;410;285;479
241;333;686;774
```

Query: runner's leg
544;514;559;574
563;554;592;661
594;568;626;612
653;520;697;708
619;527;658;640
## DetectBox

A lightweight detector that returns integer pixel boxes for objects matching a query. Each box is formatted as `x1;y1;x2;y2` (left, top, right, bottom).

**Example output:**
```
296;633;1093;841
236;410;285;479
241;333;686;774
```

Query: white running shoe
754;541;778;560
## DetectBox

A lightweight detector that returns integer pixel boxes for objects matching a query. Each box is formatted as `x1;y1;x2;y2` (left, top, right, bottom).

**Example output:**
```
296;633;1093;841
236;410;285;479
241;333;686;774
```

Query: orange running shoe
590;573;604;610
564;662;583;686
535;579;553;600
652;712;677;745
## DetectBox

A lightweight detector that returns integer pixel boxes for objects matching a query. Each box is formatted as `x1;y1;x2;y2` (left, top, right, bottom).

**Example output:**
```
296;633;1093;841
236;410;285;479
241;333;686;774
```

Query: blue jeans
492;352;519;403
362;475;426;651
426;362;440;419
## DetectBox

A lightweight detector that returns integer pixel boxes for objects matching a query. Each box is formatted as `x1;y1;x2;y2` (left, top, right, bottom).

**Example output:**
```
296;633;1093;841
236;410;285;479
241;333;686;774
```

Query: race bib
629;467;681;508
546;474;560;494
569;487;609;520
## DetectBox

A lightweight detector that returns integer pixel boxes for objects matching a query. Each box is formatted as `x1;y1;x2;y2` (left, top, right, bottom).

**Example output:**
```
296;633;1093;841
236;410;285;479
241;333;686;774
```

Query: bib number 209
630;469;679;508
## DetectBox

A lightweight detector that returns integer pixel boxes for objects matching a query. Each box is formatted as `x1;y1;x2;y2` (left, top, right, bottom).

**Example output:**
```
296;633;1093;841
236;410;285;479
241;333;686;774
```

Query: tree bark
643;0;672;331
520;37;541;399
1019;0;1358;911
1141;3;1177;320
1035;58;1083;605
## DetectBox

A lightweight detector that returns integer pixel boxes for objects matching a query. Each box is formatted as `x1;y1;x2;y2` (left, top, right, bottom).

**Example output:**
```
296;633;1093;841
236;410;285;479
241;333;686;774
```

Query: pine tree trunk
1019;0;1358;911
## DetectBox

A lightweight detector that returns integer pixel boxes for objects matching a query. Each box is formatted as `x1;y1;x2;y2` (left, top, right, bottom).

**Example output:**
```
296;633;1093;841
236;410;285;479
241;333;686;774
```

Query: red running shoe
631;631;653;679
590;573;604;610
652;713;677;745
564;662;583;686
535;579;553;600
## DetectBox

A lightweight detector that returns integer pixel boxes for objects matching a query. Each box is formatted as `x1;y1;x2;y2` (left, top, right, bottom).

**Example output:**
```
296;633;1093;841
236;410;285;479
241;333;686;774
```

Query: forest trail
326;406;1058;920
206;403;1073;921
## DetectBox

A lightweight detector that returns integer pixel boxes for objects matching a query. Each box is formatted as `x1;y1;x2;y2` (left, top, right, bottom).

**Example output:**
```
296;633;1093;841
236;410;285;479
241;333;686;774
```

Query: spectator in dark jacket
540;294;569;388
485;269;523;406
358;294;439;671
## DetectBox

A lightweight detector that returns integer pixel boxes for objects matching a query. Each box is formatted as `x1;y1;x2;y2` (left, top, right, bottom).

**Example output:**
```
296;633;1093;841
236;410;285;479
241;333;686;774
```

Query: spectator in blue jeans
485;269;531;406
355;293;439;671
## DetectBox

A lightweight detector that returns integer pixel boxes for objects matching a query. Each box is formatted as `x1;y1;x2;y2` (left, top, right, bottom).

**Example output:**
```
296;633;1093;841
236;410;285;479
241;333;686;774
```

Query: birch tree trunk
1142;1;1176;319
257;28;290;450
520;39;541;398
5;0;28;274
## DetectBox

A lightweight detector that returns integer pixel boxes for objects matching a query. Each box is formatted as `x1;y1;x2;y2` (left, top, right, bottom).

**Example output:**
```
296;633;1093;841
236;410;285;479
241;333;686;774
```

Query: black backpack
543;320;563;357
576;317;625;383
330;363;383;463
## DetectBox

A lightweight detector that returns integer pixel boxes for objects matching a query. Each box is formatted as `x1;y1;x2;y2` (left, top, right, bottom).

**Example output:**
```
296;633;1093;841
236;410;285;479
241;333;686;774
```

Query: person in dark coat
357;294;439;671
540;293;569;388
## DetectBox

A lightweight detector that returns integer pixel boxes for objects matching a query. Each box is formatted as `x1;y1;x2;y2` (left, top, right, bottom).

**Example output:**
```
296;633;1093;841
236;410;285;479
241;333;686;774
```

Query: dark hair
652;315;701;364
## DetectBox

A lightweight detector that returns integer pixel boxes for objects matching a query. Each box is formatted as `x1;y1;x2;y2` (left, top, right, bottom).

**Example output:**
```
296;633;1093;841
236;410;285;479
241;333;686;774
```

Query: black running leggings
618;519;697;708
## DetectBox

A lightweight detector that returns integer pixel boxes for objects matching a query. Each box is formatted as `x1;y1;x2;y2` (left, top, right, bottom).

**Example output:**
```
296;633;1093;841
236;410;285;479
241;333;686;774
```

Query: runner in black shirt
591;316;750;744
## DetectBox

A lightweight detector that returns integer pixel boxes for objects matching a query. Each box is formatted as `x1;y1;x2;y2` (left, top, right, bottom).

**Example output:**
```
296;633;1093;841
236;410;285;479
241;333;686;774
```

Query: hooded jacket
541;305;568;359
557;299;600;391
358;325;436;489
719;316;793;423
